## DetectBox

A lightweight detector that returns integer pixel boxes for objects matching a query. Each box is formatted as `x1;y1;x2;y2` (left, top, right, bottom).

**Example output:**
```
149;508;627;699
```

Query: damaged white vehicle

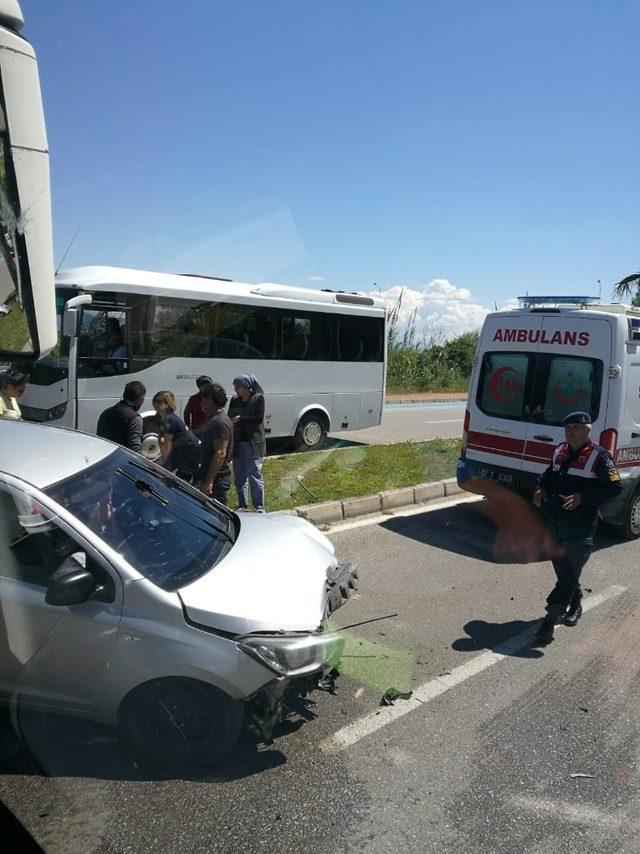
0;420;357;764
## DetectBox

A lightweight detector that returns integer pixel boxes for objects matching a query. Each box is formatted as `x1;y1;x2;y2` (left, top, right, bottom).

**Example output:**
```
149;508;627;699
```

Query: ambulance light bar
517;295;600;308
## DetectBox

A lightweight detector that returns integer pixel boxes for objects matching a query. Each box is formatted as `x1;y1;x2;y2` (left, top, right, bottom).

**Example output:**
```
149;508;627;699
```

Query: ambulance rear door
468;313;545;487
521;314;612;481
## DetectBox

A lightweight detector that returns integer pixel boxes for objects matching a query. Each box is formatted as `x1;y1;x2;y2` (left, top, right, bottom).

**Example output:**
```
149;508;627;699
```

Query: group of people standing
97;373;266;511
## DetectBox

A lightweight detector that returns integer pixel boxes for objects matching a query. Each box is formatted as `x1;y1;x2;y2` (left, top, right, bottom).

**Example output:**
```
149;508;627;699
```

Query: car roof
0;421;116;489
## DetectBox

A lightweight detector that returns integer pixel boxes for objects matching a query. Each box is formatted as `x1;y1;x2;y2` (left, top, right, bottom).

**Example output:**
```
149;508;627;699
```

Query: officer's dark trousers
546;538;592;620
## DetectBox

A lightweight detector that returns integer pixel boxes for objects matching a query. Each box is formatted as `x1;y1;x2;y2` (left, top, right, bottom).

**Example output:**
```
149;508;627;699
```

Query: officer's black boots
534;616;555;645
564;603;583;627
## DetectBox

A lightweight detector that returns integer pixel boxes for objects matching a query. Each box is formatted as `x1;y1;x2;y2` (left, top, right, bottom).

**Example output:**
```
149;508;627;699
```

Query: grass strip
264;438;459;512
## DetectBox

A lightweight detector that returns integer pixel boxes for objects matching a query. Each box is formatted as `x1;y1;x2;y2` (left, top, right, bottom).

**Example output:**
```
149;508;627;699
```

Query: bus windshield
45;447;235;591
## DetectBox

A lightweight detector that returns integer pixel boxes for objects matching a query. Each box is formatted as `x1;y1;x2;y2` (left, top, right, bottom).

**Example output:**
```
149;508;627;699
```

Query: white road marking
328;494;481;534
421;418;462;425
320;584;628;753
509;795;623;829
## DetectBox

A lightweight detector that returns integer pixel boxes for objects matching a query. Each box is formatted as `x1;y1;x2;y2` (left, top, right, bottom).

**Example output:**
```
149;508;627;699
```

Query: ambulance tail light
599;428;618;456
461;409;470;454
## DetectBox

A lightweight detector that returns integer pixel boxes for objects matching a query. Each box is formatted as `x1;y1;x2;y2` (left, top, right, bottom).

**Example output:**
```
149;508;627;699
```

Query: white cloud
375;279;516;340
308;275;325;282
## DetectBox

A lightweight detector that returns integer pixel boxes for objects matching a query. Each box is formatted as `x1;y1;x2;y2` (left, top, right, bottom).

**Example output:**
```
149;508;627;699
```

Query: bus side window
337;317;364;361
282;316;311;360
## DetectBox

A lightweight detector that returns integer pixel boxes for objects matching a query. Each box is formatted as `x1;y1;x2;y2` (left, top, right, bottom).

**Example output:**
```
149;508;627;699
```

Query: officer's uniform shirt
538;440;623;542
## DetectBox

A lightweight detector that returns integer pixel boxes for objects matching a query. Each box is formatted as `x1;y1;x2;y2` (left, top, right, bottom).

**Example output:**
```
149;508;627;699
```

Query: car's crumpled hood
178;513;337;635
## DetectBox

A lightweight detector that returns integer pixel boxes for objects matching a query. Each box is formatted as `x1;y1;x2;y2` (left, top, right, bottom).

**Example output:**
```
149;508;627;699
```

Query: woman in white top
0;369;27;420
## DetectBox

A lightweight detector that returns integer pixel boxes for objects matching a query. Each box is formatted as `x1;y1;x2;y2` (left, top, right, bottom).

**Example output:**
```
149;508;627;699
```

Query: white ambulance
457;295;640;538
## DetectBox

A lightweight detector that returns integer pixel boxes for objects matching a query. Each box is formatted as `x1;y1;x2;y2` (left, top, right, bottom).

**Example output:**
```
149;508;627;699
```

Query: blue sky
22;0;640;334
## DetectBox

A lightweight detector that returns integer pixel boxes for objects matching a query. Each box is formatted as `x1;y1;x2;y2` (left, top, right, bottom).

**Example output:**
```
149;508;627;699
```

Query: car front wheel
621;490;640;540
120;677;244;766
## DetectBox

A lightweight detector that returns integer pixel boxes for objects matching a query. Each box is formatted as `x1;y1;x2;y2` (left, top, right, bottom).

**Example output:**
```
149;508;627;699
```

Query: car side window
0;483;115;601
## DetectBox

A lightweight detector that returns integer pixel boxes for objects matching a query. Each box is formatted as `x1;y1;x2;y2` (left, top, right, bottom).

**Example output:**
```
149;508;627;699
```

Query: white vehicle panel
178;514;335;634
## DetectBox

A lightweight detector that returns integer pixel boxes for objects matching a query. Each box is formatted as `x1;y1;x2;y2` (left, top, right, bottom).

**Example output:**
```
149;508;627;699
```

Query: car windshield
44;447;235;591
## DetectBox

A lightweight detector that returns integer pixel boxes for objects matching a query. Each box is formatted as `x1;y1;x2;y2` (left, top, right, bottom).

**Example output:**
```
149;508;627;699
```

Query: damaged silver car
0;420;357;764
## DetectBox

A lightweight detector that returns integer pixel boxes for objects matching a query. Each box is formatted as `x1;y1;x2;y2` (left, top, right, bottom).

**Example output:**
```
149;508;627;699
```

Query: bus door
74;303;132;433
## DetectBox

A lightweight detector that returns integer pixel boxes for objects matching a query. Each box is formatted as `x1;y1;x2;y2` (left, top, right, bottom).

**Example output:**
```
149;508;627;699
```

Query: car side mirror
45;564;98;606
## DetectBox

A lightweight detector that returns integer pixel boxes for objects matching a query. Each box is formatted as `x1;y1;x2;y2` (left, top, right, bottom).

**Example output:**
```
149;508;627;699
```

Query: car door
0;477;123;715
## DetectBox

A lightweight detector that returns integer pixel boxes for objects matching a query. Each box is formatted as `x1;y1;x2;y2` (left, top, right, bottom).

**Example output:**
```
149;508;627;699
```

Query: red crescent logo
552;372;583;405
489;366;521;404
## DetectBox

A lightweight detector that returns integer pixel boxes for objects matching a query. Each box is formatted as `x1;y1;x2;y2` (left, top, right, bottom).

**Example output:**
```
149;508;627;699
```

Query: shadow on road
451;618;544;659
381;496;622;564
266;436;367;457
381;502;502;563
0;701;326;783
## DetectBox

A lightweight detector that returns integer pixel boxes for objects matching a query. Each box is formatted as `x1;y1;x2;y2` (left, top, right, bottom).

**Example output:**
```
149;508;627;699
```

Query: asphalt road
2;494;640;853
326;402;465;448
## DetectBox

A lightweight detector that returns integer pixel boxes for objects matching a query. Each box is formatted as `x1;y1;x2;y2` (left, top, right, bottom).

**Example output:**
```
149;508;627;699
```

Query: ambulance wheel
621;491;640;540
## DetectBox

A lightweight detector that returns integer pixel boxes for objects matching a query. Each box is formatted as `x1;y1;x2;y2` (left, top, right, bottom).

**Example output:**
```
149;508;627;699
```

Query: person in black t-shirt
97;381;146;451
152;390;201;482
199;383;234;505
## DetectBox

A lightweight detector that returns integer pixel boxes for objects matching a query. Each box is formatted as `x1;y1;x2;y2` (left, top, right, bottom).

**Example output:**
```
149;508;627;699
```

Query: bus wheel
293;412;328;451
621;491;640;540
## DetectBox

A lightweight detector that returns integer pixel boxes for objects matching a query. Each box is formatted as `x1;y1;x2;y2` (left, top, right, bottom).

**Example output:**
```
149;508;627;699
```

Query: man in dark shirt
96;381;146;451
199;383;233;505
532;411;623;644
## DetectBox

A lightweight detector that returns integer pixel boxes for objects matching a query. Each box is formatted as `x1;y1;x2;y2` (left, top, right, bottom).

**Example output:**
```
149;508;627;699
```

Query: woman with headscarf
228;373;266;512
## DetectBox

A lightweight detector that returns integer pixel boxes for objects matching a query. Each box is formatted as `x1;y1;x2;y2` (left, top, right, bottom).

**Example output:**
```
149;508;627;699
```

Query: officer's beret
562;411;592;426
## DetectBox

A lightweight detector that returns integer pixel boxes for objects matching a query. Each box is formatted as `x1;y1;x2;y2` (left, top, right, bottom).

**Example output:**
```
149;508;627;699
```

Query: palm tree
612;272;640;305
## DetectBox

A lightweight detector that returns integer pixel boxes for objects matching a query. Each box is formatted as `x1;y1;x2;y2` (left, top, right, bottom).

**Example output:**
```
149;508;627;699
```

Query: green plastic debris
380;687;413;706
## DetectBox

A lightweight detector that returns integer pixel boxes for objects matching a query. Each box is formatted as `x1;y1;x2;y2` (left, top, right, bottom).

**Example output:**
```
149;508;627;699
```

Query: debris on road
318;668;340;694
381;687;414;706
339;613;399;631
570;772;596;779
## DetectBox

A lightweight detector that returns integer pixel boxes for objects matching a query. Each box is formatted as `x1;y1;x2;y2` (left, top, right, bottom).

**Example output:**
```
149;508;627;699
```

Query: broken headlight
239;631;344;677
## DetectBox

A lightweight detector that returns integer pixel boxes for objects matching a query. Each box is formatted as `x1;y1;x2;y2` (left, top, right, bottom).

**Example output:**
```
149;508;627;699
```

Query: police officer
532;411;622;645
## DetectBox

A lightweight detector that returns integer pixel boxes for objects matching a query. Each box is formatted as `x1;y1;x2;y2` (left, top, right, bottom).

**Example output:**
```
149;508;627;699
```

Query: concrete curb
287;477;463;526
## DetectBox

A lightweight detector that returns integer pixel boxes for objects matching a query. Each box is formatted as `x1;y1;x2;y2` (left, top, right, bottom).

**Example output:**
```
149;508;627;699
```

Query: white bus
20;266;388;453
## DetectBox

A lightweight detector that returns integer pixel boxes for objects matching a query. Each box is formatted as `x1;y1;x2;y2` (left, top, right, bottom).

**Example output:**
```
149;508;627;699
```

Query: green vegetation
385;290;479;393
612;272;640;307
264;438;459;512
0;298;30;352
